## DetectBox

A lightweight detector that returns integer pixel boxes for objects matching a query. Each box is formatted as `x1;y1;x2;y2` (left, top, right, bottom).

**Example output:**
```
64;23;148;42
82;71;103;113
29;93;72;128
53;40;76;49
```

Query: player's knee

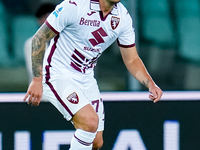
72;104;99;132
84;115;99;132
93;138;103;150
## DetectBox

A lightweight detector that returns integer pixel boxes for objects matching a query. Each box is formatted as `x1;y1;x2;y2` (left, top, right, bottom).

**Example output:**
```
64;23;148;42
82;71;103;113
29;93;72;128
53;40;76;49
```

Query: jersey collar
90;0;119;15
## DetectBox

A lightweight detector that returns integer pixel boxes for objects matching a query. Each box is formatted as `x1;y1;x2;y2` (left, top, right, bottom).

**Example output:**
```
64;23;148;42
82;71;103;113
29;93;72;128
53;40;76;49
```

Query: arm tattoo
32;36;45;77
142;79;149;88
31;24;56;77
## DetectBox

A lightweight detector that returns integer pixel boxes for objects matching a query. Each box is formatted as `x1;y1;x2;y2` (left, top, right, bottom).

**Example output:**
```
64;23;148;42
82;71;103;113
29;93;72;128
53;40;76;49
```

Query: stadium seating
0;1;12;67
178;17;200;62
140;0;169;17
174;0;200;62
0;1;5;16
0;20;12;67
12;15;38;65
139;0;174;47
174;0;200;18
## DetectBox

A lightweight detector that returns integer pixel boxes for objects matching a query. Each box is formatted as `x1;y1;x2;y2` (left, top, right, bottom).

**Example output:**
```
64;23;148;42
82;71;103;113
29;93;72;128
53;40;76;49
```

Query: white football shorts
42;74;104;131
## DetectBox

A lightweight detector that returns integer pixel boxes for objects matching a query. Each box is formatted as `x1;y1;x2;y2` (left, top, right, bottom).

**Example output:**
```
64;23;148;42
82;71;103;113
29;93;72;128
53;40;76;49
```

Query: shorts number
91;100;99;113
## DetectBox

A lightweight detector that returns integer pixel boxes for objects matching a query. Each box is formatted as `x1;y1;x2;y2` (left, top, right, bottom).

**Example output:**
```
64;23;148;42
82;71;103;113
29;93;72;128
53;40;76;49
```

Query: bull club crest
67;92;79;104
111;16;120;30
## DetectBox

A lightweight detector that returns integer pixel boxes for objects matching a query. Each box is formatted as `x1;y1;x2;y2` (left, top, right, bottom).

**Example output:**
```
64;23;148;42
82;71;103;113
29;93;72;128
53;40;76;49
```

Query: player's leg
43;77;98;150
92;131;103;150
71;98;104;150
72;104;99;132
91;99;104;150
83;78;105;149
70;104;99;150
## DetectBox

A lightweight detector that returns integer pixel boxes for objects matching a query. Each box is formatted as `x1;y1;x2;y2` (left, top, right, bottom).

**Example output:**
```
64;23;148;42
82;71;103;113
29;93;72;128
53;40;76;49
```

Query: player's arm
23;23;57;106
120;46;163;103
32;23;57;78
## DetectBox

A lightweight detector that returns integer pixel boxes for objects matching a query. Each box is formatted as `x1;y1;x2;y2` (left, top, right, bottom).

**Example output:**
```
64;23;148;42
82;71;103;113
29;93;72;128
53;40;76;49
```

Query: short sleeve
45;0;78;33
117;12;135;48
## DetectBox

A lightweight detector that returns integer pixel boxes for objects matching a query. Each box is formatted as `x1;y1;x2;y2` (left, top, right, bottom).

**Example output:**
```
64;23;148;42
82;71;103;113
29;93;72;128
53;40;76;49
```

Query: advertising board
0;91;200;150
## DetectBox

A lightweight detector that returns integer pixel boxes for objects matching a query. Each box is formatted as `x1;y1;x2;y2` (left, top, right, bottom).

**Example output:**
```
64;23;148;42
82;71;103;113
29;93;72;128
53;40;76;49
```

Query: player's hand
23;77;43;106
148;83;163;103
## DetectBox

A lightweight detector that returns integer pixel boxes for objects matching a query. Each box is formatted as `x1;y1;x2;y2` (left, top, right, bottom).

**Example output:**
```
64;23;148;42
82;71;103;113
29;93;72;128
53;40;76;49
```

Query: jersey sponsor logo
53;7;63;18
67;92;79;104
79;17;100;27
111;16;120;30
84;46;101;52
69;0;77;6
89;27;108;46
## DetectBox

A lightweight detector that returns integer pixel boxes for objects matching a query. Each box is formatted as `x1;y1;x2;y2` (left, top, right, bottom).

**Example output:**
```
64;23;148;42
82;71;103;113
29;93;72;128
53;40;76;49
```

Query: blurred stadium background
0;0;200;92
0;1;200;150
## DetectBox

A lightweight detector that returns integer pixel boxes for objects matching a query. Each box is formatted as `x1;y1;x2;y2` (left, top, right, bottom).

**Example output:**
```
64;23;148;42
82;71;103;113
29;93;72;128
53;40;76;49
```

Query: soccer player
23;0;163;149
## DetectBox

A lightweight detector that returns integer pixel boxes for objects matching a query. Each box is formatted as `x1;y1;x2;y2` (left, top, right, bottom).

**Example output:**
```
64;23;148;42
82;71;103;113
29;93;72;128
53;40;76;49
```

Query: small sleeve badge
111;16;120;30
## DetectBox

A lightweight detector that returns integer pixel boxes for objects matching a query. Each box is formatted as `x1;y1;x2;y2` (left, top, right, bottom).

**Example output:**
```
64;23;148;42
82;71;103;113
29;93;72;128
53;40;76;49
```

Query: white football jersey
43;0;135;77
